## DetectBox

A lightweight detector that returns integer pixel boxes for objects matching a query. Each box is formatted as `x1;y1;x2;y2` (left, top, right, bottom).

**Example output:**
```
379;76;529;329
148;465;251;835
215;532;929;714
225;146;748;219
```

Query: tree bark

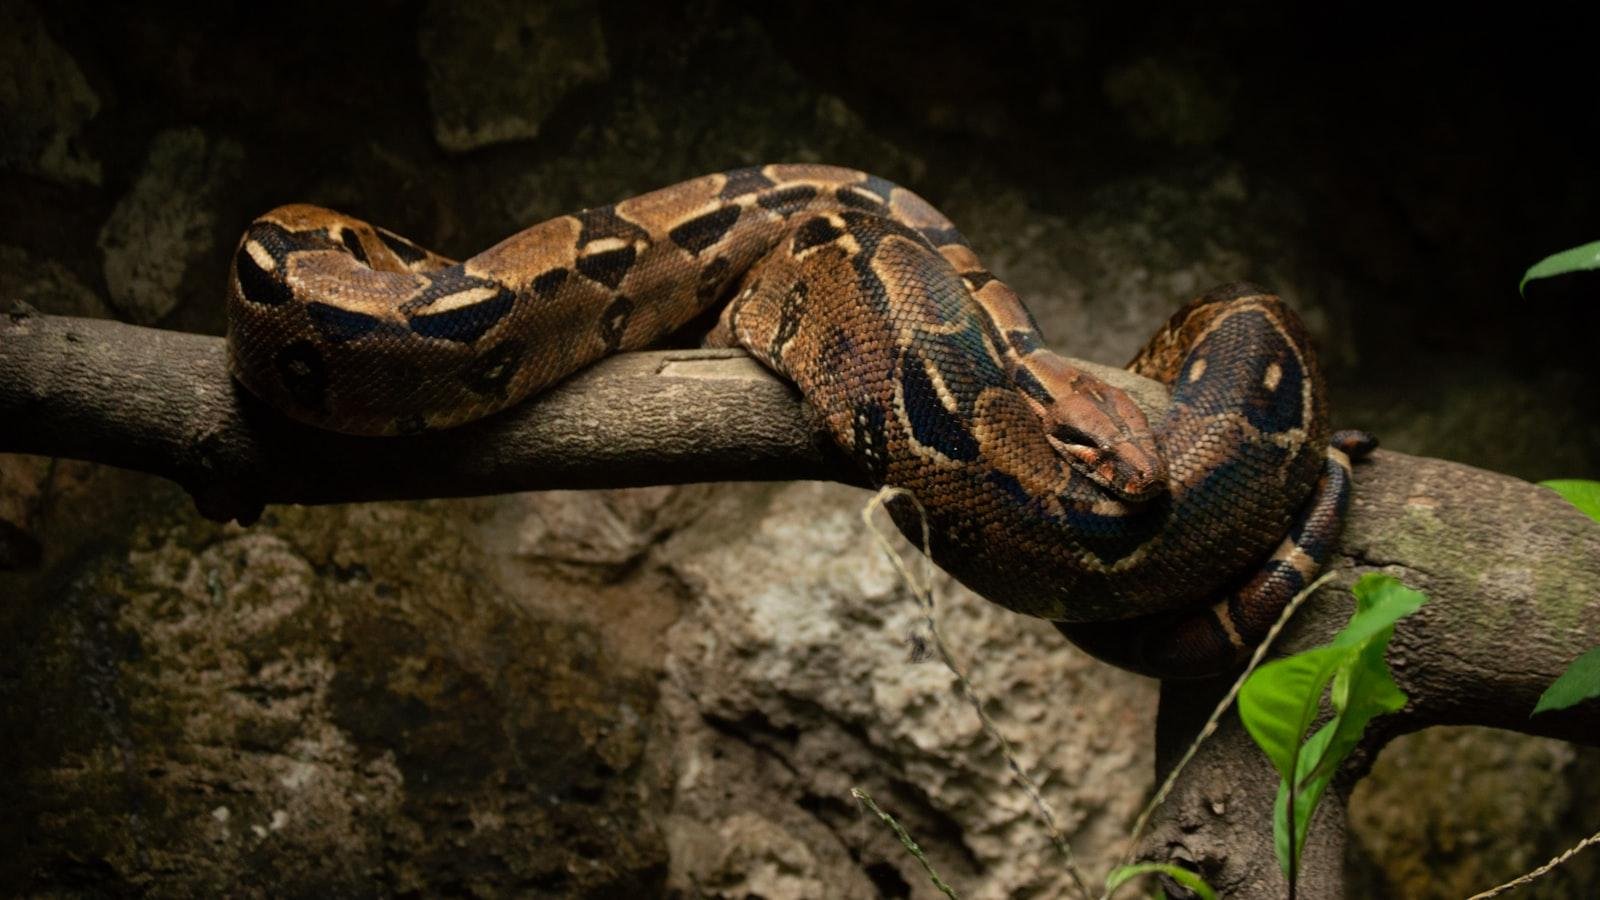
4;306;1598;898
1142;448;1600;898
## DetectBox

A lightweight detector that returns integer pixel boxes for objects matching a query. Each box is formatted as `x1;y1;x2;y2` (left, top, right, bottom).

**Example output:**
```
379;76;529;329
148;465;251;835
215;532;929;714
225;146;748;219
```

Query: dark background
3;1;1597;897
4;2;1597;478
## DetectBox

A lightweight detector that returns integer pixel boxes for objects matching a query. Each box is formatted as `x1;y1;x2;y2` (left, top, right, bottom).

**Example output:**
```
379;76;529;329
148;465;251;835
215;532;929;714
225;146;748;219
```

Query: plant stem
1286;773;1298;900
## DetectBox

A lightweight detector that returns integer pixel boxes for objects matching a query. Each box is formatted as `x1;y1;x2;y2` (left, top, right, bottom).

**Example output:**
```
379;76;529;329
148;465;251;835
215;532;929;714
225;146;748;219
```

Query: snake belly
226;164;1362;677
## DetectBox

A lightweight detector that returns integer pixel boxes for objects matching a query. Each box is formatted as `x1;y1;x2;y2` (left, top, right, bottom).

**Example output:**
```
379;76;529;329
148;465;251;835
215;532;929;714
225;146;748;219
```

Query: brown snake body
226;164;1371;677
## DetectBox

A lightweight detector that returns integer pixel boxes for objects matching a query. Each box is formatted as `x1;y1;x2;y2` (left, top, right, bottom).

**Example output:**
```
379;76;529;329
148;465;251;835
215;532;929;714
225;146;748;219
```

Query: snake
225;164;1373;678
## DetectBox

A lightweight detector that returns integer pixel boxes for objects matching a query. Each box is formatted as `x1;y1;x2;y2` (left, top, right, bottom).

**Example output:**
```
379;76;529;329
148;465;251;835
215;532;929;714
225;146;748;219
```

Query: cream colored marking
667;198;729;232
1187;358;1208;383
766;162;860;183
1089;497;1130;516
419;285;501;314
1266;534;1319;579
975;286;1033;332
580;236;632;254
1214;607;1245;648
1284;544;1317;579
795;213;858;258
1184;297;1275;346
890;187;955;230
1263;362;1283;391
922;356;962;413
245;241;276;272
891;378;962;466
940;245;981;270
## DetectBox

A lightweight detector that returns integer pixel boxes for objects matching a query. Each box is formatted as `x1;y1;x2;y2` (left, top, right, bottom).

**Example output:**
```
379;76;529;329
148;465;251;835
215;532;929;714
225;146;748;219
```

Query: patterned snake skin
225;164;1373;677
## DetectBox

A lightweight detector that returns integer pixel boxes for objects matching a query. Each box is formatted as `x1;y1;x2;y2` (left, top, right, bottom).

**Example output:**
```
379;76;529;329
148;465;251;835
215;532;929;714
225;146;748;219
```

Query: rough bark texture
1143;454;1600;898
0;307;1170;522
0;307;855;522
4;310;1598;898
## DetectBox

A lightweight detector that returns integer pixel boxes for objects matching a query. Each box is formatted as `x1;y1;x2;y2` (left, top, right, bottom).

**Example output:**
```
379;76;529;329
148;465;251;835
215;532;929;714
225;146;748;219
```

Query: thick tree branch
4;307;1598;898
0;306;1167;523
0;306;858;523
1143;451;1600;898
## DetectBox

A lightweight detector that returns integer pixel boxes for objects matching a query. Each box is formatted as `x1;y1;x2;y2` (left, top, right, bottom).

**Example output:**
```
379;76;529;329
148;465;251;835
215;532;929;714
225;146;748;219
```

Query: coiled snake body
226;164;1371;677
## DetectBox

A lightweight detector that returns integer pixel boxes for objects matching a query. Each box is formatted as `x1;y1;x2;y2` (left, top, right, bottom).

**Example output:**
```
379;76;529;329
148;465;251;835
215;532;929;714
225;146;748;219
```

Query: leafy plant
1519;239;1600;298
1237;574;1426;893
1105;862;1217;899
1533;647;1600;716
1530;478;1600;716
1541;478;1600;523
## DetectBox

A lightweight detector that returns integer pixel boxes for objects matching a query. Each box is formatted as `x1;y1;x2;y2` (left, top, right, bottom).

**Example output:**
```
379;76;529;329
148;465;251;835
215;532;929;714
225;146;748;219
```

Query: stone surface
659;481;1155;898
0;0;101;185
1;244;113;319
1347;727;1600;898
0;454;47;568
506;486;704;573
942;165;1330;368
0;500;670;896
420;0;610;153
1103;56;1232;148
97;128;243;325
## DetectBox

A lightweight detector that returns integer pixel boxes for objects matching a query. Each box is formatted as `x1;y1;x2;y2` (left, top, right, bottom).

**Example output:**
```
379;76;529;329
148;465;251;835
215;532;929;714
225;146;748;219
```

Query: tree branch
0;306;859;524
1141;450;1600;898
4;307;1598;898
0;305;1168;523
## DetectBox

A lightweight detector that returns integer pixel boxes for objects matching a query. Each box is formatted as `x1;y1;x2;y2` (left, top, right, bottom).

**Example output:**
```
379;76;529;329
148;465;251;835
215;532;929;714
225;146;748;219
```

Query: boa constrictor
225;164;1372;677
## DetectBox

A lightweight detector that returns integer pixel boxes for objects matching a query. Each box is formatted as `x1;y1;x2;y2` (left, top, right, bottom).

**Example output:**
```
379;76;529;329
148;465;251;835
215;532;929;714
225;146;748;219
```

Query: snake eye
1050;424;1102;455
1047;424;1109;479
1049;424;1166;502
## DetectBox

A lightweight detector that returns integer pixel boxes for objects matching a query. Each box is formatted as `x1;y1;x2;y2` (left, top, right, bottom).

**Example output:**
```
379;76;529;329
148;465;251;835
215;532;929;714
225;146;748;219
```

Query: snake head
1036;374;1168;503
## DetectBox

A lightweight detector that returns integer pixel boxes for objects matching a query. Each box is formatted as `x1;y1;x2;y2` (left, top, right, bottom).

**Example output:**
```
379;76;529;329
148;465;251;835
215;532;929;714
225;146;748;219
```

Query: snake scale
225;164;1373;677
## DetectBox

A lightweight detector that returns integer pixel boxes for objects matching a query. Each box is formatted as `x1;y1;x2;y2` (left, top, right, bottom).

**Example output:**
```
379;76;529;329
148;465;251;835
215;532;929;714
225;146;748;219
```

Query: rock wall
2;1;1597;896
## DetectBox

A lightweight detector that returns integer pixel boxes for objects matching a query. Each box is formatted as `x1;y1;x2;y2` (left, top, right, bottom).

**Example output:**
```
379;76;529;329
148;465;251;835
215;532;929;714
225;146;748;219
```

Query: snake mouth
1049;425;1166;503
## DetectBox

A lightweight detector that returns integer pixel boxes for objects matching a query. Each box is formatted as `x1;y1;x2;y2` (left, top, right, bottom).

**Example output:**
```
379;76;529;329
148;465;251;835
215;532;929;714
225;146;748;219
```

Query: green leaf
1237;646;1343;783
1269;634;1412;877
1273;723;1336;875
1245;575;1427;880
1533;646;1600;715
1313;622;1410;779
1333;574;1427;649
1520;240;1600;297
1105;862;1218;900
1540;479;1600;523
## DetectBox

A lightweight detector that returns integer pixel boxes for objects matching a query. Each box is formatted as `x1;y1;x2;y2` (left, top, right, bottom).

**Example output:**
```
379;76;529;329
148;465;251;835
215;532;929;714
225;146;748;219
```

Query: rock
96;128;243;324
0;244;113;319
486;13;921;234
1103;56;1232;148
0;502;670;895
1347;727;1600;898
943;165;1334;367
659;481;1156;898
0;0;102;185
683;812;832;899
419;0;610;153
507;485;703;573
0;455;47;569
